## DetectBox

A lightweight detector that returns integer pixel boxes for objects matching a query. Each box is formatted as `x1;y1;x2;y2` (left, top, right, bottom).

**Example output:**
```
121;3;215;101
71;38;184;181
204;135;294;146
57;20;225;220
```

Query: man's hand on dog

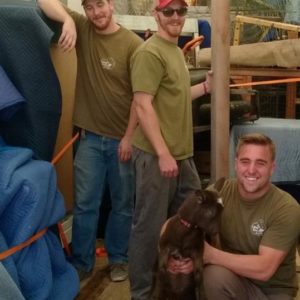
167;256;194;274
167;242;215;274
161;219;216;274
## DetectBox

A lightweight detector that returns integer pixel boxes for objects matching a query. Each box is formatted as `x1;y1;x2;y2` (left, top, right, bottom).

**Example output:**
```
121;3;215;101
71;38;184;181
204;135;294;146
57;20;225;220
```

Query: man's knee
203;265;230;290
203;265;252;300
204;265;242;297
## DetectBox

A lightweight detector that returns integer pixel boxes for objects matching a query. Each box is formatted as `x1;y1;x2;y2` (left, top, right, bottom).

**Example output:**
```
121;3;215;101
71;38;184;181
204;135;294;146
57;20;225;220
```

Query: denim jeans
71;130;135;272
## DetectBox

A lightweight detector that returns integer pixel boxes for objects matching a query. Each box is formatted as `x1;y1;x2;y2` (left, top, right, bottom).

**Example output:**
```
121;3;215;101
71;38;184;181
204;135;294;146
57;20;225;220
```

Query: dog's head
178;178;225;235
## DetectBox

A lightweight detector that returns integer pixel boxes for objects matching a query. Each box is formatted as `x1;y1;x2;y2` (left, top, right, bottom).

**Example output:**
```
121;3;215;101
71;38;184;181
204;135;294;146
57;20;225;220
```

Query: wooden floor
76;256;130;300
76;250;300;300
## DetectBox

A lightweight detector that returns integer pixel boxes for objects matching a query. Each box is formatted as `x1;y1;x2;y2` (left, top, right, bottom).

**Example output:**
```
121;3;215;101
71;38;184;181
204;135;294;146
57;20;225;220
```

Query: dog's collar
180;218;198;229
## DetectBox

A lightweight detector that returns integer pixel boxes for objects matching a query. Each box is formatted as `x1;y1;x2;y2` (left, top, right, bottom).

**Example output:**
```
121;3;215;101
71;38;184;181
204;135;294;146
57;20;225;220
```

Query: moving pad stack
0;1;80;298
0;0;62;161
0;138;79;299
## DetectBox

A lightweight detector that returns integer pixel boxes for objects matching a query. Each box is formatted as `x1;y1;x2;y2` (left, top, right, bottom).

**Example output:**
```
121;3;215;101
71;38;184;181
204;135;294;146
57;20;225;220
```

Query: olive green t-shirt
69;11;142;139
219;179;300;297
130;34;193;160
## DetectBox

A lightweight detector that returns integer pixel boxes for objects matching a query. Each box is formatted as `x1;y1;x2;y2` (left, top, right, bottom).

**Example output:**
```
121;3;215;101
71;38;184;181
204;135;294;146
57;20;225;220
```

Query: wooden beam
210;0;230;182
235;15;300;33
233;15;300;47
233;20;242;45
288;31;299;39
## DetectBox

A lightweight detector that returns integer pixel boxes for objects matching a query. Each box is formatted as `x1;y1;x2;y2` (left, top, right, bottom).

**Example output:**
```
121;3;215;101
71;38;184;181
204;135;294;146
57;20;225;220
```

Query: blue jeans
71;130;134;272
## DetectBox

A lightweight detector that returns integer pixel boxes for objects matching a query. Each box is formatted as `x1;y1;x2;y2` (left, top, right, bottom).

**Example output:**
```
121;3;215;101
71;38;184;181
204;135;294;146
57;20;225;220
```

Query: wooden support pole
286;82;297;119
210;0;230;182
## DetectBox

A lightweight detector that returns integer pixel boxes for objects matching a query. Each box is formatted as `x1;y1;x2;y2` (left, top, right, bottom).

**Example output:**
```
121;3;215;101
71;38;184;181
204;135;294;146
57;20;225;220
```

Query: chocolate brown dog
152;178;225;300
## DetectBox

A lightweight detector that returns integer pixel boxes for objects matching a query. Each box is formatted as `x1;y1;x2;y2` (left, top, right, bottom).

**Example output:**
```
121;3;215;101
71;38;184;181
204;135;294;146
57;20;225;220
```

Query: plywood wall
50;45;77;212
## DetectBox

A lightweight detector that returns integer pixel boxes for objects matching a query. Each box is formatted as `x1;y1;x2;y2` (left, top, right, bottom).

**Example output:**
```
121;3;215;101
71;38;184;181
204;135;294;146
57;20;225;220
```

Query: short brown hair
236;133;276;161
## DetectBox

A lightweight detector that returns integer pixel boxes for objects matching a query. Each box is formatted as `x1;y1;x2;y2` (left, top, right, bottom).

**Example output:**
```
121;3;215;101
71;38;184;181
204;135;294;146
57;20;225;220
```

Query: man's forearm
206;245;285;282
37;0;70;23
191;81;207;100
123;101;138;140
191;70;212;100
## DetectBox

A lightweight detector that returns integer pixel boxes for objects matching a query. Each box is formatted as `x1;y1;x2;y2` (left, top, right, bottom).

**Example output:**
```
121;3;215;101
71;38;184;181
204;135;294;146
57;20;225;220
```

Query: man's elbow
257;273;271;282
133;98;147;118
36;0;48;10
255;267;276;282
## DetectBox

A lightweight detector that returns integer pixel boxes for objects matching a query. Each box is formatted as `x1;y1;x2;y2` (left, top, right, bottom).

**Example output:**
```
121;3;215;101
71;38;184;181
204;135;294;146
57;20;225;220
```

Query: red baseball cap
157;0;188;9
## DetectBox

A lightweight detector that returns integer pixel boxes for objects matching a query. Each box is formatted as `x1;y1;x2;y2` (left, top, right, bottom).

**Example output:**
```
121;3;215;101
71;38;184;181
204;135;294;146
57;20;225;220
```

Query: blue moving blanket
0;1;62;161
0;138;79;299
0;65;25;122
0;262;25;300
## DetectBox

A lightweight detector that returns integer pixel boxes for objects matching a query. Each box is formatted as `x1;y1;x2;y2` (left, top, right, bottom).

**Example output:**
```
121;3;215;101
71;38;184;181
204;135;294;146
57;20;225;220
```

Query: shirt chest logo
101;57;115;70
250;219;266;236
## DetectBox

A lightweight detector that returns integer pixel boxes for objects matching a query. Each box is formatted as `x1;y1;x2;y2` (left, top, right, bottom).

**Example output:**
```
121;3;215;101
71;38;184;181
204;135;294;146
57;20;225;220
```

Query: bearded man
37;0;142;282
128;0;212;298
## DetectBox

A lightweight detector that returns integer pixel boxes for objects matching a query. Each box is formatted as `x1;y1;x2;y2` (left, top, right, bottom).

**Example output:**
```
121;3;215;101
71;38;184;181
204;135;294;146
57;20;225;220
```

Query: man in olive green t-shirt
168;133;300;300
37;0;143;283
128;0;212;299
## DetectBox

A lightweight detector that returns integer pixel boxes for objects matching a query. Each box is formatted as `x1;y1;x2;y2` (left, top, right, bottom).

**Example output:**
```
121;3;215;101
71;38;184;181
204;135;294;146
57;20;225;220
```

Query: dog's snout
217;197;223;206
171;253;182;260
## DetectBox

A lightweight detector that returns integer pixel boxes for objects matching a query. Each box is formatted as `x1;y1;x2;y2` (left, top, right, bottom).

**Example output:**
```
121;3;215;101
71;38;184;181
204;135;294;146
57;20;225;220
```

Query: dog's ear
178;190;206;224
212;177;226;192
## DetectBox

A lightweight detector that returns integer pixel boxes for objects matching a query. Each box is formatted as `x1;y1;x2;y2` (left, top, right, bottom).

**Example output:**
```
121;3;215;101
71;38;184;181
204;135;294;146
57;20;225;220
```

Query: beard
91;12;113;32
157;14;184;38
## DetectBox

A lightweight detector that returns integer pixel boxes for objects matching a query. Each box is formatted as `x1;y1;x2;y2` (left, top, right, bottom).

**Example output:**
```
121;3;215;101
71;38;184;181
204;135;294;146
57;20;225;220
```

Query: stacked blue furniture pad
0;138;79;299
0;1;62;161
0;66;25;122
